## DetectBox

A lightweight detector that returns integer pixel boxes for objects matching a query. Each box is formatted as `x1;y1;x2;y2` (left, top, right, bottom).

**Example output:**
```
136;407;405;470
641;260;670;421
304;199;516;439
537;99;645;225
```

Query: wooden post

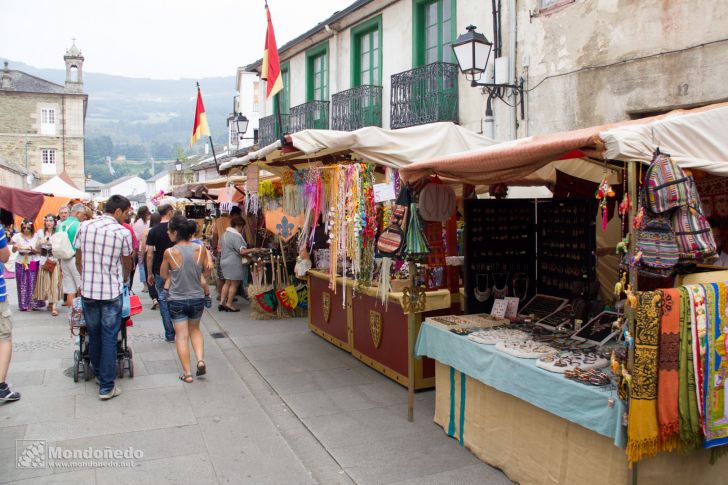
407;260;416;422
626;160;639;485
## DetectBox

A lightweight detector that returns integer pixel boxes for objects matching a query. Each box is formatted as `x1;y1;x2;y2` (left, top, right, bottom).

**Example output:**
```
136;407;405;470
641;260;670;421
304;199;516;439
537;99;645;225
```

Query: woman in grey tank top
160;215;211;383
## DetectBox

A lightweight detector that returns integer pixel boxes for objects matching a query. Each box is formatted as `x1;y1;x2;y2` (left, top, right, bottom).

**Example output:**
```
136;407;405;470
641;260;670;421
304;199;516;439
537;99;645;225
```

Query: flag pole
197;81;220;174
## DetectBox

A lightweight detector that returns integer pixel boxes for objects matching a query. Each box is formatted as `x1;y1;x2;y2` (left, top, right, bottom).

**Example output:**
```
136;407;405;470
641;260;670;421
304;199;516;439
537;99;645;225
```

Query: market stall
220;122;499;398
400;104;728;484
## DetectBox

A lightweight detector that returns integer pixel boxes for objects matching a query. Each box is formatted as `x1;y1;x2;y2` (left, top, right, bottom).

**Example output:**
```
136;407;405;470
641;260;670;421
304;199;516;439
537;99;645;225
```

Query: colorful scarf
687;284;707;430
704;282;728;449
657;288;680;449
678;287;702;452
627;290;663;465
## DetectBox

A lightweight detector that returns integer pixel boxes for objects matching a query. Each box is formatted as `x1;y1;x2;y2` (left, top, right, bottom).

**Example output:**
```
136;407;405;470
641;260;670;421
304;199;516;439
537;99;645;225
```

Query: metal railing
289;100;330;133
331;85;383;131
259;113;290;147
390;62;459;129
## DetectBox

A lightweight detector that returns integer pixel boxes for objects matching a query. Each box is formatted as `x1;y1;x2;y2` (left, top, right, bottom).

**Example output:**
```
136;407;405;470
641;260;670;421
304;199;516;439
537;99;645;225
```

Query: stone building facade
0;42;88;188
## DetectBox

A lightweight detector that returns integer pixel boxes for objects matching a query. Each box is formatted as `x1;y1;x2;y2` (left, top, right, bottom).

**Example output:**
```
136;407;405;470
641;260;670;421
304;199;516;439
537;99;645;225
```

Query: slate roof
99;175;140;189
146;170;171;182
1;69;67;95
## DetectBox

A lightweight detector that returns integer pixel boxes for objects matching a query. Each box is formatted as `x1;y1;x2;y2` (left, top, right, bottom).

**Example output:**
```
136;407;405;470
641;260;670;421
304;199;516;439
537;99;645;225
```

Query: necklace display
537;350;608;374
512;273;529;300
473;273;491;302
495;339;557;359
492;272;509;299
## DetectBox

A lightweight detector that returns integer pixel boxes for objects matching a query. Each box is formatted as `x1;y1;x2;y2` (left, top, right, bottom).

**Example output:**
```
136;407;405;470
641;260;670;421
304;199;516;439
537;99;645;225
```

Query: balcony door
352;16;383;128
414;0;455;67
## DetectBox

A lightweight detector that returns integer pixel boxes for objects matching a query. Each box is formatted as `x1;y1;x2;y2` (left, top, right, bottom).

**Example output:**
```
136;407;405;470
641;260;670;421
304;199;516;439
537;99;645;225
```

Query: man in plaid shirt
75;195;133;400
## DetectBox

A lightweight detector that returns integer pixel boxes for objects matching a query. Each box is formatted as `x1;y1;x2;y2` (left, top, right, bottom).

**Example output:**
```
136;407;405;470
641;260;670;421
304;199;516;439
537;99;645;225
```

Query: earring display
535;305;573;331
464;200;535;314
536;199;597;299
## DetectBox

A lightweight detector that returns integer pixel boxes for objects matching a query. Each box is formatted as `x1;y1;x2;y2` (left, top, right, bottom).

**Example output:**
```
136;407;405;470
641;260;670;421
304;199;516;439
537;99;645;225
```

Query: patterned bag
672;204;717;263
636;215;679;277
645;152;691;214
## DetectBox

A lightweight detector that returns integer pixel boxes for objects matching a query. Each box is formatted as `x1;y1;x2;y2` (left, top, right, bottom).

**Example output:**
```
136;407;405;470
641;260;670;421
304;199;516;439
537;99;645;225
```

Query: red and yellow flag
190;85;211;147
261;4;283;99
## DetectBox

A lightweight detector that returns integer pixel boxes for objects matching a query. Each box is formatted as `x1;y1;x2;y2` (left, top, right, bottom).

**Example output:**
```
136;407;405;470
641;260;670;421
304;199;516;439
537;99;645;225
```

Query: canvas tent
32;172;89;199
219;122;499;174
398;103;728;185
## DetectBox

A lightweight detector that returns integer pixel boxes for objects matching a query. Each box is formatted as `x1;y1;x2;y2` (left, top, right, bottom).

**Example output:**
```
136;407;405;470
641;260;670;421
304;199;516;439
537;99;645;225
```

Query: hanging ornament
595;176;616;231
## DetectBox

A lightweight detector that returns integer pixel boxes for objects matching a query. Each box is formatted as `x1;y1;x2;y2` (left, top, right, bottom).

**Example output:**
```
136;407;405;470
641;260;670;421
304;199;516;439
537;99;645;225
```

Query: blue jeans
138;262;146;284
82;295;122;395
154;275;174;340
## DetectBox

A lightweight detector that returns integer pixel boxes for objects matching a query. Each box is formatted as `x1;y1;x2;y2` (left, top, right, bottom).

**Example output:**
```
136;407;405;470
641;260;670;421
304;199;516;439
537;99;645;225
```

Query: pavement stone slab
95;452;217;485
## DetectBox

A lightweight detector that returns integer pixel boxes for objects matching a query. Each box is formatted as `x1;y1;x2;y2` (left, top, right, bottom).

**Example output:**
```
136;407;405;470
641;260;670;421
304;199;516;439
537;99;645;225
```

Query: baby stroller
70;297;134;382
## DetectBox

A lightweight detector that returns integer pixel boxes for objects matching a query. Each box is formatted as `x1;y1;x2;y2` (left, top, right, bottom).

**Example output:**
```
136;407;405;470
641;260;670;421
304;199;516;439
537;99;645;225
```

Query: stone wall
0;91;86;187
514;0;728;136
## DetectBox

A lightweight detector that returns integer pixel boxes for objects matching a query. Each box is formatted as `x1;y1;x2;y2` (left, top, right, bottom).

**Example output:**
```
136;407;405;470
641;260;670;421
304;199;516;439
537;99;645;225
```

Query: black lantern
230;112;249;137
175;158;182;172
452;25;492;82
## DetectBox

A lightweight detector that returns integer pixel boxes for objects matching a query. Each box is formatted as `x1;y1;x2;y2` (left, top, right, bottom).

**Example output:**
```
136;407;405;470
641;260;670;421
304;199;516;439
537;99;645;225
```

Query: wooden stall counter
307;270;455;390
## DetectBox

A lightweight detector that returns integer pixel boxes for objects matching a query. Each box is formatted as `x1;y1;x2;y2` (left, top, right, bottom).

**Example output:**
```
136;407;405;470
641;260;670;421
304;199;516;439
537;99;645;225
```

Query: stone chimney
1;62;12;90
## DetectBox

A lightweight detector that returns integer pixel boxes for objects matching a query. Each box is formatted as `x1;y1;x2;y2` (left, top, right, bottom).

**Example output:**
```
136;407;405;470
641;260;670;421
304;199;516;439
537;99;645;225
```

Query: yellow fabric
627;291;662;465
190;112;210;146
432;362;728;485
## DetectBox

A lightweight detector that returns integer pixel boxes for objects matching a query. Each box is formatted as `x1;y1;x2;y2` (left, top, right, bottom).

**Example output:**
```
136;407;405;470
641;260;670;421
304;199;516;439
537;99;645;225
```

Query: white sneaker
99;386;121;401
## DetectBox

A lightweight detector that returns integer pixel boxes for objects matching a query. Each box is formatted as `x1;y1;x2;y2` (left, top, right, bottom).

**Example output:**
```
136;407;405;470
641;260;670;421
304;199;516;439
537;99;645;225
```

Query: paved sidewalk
1;281;512;485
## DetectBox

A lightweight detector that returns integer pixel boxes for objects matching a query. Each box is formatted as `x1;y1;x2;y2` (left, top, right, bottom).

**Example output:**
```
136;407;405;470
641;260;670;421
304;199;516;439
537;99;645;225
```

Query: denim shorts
168;298;205;323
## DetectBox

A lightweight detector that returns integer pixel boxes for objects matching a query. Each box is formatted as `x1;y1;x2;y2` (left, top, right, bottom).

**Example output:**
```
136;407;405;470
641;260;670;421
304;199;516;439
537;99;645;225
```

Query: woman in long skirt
33;214;62;316
11;219;43;311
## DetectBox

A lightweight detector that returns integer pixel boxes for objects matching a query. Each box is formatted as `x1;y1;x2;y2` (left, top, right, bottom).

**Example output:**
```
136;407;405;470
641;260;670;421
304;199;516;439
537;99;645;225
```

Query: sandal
151;299;159;310
51;307;59;317
196;360;207;377
179;374;193;383
223;305;240;313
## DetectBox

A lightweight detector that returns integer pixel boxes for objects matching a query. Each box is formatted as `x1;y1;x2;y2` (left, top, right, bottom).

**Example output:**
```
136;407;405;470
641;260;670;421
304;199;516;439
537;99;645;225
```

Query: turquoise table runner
416;320;627;448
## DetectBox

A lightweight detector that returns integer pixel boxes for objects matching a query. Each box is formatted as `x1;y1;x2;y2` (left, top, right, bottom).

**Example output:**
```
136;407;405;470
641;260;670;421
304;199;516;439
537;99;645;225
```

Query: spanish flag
190;85;211;147
261;4;283;99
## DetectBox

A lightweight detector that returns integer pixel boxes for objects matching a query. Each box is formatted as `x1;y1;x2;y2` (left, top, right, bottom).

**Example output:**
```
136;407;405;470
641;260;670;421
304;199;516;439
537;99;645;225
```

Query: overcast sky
1;0;353;79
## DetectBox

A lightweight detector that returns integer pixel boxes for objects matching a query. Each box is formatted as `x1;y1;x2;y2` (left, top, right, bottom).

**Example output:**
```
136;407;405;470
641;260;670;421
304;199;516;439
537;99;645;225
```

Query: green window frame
273;60;290;115
305;41;329;102
412;0;457;67
350;15;383;87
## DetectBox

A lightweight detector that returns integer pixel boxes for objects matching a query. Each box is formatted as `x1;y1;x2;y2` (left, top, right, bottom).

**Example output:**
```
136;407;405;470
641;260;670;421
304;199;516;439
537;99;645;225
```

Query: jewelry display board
535;304;573;331
571;310;621;346
464;200;536;314
536;199;597;299
517;294;568;321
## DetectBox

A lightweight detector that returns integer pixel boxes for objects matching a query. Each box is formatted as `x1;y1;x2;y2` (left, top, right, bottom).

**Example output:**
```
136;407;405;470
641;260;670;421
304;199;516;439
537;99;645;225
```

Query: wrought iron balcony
390;62;459;129
290;100;329;133
259;113;290;147
331;85;383;131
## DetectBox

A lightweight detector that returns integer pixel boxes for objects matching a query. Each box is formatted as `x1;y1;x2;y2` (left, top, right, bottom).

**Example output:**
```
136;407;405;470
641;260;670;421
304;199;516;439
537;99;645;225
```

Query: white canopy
32;173;89;199
219;122;498;172
601;103;728;174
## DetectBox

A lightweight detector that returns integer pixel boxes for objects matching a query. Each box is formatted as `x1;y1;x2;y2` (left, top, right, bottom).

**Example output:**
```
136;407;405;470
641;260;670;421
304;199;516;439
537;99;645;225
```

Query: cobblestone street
1;283;511;484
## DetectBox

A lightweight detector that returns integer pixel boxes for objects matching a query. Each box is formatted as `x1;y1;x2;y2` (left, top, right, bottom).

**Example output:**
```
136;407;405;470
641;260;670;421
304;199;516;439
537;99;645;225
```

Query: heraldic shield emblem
369;310;382;348
323;292;331;323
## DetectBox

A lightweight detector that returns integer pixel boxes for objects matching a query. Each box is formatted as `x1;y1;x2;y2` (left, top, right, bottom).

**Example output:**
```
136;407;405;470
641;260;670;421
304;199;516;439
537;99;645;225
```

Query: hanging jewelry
473;273;491;302
511;273;529;300
492;272;509;298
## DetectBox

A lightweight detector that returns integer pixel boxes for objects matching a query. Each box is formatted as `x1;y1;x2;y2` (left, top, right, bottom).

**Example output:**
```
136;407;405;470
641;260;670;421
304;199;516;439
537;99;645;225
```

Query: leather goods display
645;151;691;214
418;179;455;222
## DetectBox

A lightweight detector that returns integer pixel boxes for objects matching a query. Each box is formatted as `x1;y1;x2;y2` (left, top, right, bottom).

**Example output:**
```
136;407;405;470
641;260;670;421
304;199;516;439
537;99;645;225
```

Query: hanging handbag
672;204;717;264
376;187;411;257
42;257;57;272
121;286;131;318
645;151;691;214
129;291;143;316
418;178;455;222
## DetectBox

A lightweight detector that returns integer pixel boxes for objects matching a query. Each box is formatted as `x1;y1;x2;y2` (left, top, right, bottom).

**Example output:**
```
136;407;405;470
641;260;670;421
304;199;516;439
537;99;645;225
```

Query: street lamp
452;25;525;119
230;112;249;138
175;158;182;172
452;25;492;82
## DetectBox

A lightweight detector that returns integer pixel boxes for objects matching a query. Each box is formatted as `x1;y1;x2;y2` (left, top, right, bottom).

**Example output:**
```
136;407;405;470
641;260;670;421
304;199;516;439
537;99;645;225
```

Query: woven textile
704;282;728;449
657;288;681;449
645;153;691;214
687;284;708;430
672;205;717;263
678;287;701;452
627;290;662;464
